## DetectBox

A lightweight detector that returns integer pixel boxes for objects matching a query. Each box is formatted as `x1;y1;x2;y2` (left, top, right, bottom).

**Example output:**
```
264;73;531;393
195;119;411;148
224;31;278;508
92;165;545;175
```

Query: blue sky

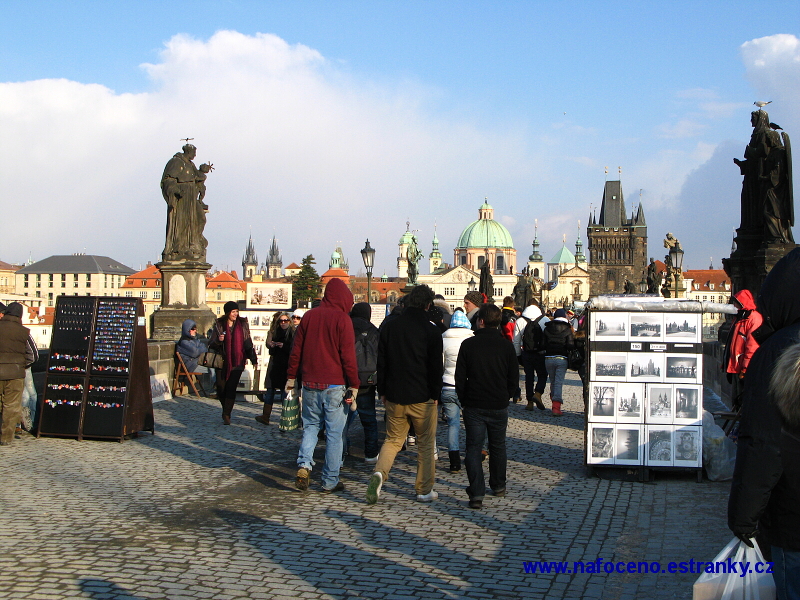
1;1;798;276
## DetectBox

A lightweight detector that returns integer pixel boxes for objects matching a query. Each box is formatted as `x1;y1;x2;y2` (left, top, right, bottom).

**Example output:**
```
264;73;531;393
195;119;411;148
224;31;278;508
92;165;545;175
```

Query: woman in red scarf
209;301;257;425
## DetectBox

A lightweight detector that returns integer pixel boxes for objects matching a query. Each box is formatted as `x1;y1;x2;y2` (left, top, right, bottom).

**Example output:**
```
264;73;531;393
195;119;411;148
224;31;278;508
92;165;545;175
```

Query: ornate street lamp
669;242;685;298
360;239;375;303
639;275;648;294
468;277;477;292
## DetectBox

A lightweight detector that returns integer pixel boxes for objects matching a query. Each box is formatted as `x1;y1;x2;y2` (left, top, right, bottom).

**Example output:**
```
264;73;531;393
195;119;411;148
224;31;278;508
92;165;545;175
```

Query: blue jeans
440;386;461;452
463;406;508;500
772;546;800;600
344;386;379;458
297;385;348;490
545;356;568;404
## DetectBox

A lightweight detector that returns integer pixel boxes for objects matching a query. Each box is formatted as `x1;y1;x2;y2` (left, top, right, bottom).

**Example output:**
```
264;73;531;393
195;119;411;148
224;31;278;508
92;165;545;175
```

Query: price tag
630;342;642;351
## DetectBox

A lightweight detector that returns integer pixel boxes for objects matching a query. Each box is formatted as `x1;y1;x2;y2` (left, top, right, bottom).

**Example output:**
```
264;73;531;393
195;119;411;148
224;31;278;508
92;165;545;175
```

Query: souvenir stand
585;296;715;482
38;296;154;442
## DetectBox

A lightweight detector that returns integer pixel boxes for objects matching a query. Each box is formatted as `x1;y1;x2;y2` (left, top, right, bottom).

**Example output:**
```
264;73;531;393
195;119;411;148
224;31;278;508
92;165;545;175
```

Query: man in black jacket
367;285;443;504
729;248;800;583
455;303;518;509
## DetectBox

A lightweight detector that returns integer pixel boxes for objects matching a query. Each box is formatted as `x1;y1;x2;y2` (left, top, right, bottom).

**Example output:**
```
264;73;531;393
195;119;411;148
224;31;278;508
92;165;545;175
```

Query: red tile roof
683;269;730;292
285;262;300;270
122;264;162;288
208;271;246;290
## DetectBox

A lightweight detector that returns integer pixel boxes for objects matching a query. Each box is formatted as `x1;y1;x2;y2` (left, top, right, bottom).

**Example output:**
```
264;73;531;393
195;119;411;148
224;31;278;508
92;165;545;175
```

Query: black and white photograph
588;425;615;464
591;312;628;342
664;313;701;343
627;352;664;382
614;425;643;465
674;385;702;424
646;426;673;466
646;384;673;423
629;313;663;341
615;383;644;421
592;353;627;381
590;383;616;422
674;426;702;466
666;355;701;383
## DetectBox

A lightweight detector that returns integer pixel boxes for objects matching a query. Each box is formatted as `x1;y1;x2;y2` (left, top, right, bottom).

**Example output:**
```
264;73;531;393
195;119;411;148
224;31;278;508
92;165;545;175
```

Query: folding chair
173;352;206;397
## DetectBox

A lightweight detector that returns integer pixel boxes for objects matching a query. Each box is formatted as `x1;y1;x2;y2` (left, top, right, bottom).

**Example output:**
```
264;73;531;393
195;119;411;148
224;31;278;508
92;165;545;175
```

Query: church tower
265;235;282;279
587;179;647;295
398;222;412;279
575;221;587;267
242;234;258;281
526;219;545;278
429;226;443;274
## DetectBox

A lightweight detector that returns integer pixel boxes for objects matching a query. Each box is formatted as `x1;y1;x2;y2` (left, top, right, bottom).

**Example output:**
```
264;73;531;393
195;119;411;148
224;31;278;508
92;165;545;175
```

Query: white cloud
0;30;541;274
657;119;707;139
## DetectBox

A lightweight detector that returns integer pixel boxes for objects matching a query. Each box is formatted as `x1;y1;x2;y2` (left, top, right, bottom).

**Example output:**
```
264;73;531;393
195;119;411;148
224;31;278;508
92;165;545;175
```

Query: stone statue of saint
646;258;661;294
161;144;213;262
406;234;423;285
479;255;494;303
734;110;794;244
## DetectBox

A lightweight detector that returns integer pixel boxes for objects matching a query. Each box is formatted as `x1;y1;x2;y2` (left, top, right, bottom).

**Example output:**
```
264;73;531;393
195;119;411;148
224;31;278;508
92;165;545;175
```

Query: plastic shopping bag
693;537;775;600
279;390;300;432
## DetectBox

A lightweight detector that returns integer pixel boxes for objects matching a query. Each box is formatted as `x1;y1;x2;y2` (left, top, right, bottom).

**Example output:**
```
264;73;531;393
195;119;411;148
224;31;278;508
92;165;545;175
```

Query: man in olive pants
0;303;38;446
367;285;443;504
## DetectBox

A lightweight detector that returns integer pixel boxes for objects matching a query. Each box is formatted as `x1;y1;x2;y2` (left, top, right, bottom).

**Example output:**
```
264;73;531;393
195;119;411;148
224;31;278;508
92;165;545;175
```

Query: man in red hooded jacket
287;278;360;492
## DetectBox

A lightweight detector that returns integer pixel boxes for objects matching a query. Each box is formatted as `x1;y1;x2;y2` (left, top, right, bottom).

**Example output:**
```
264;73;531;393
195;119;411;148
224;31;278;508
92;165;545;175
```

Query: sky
0;1;798;277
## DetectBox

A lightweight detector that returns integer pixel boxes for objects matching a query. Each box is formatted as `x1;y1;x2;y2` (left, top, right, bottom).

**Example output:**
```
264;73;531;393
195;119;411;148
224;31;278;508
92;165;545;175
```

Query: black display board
39;297;155;441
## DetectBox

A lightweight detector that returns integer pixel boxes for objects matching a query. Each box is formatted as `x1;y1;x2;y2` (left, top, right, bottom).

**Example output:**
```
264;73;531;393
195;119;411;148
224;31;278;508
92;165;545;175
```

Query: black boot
449;450;461;473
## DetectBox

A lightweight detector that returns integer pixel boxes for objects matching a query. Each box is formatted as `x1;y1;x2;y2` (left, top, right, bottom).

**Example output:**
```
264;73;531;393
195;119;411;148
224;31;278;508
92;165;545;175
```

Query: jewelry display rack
39;296;154;442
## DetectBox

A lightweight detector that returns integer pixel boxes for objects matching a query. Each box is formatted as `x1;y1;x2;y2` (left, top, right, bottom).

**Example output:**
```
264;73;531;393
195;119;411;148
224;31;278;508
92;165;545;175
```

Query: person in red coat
724;289;763;408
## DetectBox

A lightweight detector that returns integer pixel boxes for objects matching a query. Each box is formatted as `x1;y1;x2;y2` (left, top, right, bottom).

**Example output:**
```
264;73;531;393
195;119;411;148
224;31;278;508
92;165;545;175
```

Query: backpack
521;315;546;353
355;324;379;386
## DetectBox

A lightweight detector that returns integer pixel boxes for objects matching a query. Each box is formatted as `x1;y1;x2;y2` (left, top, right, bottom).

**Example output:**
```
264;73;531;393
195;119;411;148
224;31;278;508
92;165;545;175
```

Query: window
35;291;41;298
493;287;503;297
533;268;539;277
153;291;161;300
216;307;221;315
460;256;467;265
23;274;28;288
61;274;66;287
125;291;133;297
477;256;485;269
217;292;222;300
139;291;147;299
48;274;53;287
496;255;504;271
710;284;715;290
141;280;147;287
444;287;455;296
85;274;91;285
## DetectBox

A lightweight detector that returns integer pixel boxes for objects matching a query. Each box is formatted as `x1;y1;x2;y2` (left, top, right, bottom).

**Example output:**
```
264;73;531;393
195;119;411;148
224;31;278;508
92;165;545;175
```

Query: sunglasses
279;319;290;323
291;315;301;319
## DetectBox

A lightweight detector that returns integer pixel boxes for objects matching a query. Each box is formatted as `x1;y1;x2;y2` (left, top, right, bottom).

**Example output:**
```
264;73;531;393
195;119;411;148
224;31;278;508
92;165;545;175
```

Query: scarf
224;317;245;378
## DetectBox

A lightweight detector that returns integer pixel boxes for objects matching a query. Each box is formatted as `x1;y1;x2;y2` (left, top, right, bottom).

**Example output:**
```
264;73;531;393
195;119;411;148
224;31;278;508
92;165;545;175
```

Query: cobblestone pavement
0;372;731;599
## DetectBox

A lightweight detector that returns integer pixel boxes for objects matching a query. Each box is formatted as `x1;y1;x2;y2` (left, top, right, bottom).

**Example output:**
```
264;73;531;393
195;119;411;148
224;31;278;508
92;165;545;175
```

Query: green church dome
456;202;514;249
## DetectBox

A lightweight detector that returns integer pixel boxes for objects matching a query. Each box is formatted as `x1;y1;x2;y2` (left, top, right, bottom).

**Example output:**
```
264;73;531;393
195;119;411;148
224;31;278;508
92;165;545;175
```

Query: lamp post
669;242;685;298
639;275;648;294
360;239;375;304
468;277;477;292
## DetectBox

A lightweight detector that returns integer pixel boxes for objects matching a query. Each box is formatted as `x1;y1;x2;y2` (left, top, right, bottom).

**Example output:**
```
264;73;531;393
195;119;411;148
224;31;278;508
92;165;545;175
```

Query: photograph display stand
39;296;154;442
586;298;703;482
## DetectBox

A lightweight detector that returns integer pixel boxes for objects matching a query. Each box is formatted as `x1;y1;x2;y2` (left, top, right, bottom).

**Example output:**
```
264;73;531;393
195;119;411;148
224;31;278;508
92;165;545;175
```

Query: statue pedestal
724;240;798;297
151;261;216;341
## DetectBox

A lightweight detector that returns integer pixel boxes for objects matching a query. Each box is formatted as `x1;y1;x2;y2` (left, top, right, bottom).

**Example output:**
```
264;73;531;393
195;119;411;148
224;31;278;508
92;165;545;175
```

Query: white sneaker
407;435;416;446
434;445;439;461
364;456;378;464
416;490;439;502
366;472;383;505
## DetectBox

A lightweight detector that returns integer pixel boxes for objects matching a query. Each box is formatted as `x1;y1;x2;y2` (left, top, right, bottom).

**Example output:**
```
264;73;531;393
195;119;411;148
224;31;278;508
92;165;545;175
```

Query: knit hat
223;301;239;315
350;302;372;320
464;291;483;307
0;302;6;314
292;308;306;318
5;302;23;318
450;310;472;329
553;308;568;319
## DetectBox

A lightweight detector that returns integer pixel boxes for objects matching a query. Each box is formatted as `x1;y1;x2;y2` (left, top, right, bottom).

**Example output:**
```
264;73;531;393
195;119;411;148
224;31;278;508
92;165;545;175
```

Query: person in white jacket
512;301;550;411
441;309;474;473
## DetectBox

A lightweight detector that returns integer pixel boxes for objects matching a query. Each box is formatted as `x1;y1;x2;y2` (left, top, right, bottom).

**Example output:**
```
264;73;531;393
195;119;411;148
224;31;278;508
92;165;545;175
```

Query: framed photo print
589;382;616;422
664;313;701;343
592;353;627;381
665;354;701;383
646;384;673;424
629;313;663;342
627;352;665;383
674;426;702;467
615;383;644;422
674;385;702;425
246;283;292;309
646;426;673;466
614;424;644;465
588;424;615;464
592;312;628;342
